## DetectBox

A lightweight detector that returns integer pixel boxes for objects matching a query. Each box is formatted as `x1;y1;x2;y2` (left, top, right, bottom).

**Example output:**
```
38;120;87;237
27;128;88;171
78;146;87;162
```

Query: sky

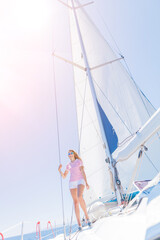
0;0;160;236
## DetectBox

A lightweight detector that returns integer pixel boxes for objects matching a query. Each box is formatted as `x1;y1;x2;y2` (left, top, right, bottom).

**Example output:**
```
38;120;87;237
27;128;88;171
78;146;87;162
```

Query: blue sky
0;0;160;235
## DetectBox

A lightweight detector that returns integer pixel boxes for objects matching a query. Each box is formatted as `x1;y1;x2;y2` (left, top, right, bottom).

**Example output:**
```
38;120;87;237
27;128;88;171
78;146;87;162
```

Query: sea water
5;225;77;240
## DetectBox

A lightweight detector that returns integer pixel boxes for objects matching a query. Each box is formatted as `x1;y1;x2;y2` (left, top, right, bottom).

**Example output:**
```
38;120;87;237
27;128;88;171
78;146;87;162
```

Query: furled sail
68;0;160;205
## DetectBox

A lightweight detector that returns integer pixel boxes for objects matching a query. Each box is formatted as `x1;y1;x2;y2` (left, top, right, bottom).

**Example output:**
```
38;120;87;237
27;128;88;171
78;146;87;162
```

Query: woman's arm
80;166;89;189
58;164;69;179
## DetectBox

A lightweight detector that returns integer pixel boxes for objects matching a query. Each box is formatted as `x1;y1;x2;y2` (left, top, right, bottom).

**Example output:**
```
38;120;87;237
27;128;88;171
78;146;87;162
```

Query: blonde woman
58;150;91;231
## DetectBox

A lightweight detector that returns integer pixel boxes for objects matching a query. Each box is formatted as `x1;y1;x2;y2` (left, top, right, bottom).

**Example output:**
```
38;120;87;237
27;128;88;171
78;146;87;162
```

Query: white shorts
69;179;85;189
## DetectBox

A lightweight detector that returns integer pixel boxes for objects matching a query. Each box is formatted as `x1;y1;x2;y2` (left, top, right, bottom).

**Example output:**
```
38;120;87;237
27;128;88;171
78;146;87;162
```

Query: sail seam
81;142;104;155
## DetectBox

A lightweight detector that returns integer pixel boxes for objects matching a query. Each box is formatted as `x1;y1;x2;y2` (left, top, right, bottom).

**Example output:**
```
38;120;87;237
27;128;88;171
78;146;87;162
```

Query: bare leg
78;184;89;220
70;188;81;226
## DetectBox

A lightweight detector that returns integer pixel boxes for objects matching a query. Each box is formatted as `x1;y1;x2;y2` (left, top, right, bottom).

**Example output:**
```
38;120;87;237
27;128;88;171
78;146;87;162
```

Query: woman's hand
86;182;89;190
58;164;62;172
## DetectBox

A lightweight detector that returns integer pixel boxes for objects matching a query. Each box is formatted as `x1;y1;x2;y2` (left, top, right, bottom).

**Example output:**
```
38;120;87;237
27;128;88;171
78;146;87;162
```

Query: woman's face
68;151;75;161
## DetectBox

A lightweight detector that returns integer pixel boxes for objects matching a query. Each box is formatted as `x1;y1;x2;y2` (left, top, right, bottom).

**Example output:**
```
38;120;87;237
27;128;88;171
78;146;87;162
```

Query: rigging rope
118;132;137;147
124;147;144;204
92;76;133;134
75;79;103;144
92;76;160;150
95;3;123;56
144;152;159;174
78;74;88;152
69;74;88;239
53;56;66;240
123;58;154;118
124;133;160;204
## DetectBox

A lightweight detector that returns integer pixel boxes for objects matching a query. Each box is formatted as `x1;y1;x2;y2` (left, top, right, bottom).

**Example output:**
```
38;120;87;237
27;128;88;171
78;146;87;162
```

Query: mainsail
67;0;160;205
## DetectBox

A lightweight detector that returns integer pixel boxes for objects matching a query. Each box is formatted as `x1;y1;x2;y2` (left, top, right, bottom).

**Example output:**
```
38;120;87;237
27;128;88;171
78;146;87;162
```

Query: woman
58;150;91;231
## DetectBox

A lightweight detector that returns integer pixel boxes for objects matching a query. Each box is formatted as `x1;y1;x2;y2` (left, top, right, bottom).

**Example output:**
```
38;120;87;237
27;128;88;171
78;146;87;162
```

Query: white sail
68;0;160;204
68;1;114;205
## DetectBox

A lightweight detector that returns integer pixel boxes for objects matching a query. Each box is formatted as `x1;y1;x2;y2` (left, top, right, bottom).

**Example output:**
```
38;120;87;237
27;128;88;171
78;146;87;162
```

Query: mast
70;0;122;203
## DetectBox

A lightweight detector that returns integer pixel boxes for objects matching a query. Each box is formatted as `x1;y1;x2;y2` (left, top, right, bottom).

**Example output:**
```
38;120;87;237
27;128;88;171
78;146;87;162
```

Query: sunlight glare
13;0;53;31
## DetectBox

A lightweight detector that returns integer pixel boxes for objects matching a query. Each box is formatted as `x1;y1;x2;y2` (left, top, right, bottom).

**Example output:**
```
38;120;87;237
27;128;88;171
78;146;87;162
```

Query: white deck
53;183;160;240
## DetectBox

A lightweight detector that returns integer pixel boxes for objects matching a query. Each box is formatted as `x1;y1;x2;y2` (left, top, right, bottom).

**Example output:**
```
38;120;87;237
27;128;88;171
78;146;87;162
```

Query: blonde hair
68;149;82;161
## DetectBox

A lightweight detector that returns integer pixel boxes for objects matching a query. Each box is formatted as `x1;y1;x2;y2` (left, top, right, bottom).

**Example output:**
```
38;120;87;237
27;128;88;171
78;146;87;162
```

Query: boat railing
0;221;78;240
125;171;160;211
0;233;4;240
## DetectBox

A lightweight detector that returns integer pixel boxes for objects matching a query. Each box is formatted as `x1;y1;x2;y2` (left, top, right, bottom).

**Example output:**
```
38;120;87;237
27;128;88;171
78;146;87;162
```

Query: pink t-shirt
66;159;84;182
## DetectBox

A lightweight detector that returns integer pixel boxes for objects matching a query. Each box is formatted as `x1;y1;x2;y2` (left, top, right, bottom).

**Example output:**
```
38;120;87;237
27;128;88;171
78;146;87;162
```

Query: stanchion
36;222;41;240
47;221;55;238
0;233;4;240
